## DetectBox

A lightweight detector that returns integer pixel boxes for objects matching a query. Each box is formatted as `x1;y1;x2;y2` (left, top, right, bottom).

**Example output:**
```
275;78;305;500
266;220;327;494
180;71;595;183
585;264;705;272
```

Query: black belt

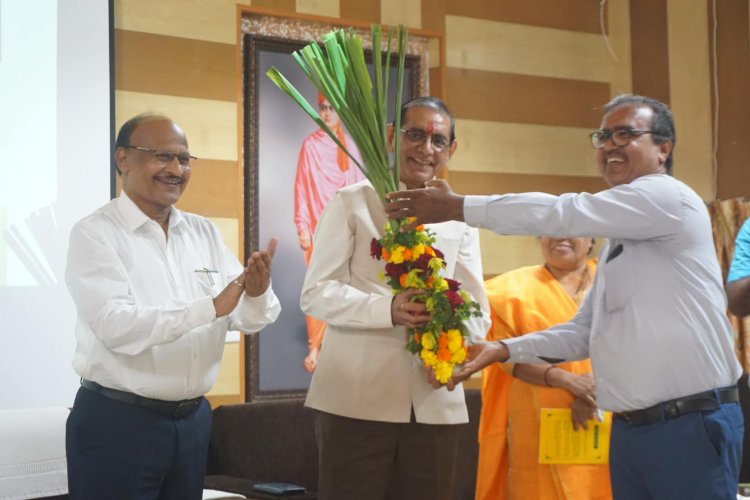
81;379;203;419
614;386;739;426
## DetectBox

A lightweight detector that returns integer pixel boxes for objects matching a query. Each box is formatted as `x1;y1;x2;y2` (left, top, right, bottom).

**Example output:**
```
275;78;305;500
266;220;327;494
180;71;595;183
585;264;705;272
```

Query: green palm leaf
266;24;409;204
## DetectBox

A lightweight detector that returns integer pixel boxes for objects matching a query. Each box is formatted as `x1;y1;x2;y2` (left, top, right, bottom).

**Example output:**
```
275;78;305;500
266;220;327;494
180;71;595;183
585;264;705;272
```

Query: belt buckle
174;399;199;419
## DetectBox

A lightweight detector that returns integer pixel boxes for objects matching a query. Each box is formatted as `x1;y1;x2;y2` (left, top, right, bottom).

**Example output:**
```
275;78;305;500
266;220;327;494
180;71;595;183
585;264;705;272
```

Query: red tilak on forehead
426;121;434;135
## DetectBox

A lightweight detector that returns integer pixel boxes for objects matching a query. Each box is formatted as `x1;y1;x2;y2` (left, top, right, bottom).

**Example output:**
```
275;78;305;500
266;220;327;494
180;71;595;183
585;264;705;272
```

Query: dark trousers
610;402;743;499
315;410;462;500
66;386;212;500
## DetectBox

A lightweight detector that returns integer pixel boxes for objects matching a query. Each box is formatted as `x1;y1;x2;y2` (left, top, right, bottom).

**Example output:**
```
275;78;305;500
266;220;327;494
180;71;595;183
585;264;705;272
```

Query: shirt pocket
602;244;634;312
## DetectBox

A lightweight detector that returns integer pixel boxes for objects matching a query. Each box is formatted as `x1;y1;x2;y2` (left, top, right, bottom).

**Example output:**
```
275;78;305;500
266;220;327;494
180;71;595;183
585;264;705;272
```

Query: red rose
385;262;408;278
370;238;383;260
444;290;464;311
445;278;460;292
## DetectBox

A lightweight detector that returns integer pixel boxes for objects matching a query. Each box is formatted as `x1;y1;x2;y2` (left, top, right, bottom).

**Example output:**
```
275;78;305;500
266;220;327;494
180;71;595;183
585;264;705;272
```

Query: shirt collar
117;191;184;232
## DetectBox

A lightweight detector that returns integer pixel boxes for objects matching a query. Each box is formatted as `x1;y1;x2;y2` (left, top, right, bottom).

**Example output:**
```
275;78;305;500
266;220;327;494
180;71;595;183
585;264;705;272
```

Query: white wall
0;0;111;409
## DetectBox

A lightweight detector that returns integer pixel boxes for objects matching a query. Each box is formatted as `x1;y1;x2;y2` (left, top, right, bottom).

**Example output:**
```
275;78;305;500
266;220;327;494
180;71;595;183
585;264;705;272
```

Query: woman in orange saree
475;237;611;500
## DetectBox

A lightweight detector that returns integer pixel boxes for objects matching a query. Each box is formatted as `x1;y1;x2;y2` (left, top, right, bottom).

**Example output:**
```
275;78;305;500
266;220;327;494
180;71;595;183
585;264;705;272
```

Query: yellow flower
434;361;454;384
389;245;406;264
421;332;436;350
446;329;463;352
420;349;437;367
411;243;425;261
451;347;467;364
433;276;448;292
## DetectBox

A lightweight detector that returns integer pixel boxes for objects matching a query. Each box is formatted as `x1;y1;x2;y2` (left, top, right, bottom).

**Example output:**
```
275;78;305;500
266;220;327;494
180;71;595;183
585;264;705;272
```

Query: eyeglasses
589;128;661;149
400;128;452;152
123;145;197;169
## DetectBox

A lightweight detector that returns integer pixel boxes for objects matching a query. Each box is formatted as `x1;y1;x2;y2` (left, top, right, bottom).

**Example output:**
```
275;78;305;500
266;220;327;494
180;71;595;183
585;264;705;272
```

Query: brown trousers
315;410;462;500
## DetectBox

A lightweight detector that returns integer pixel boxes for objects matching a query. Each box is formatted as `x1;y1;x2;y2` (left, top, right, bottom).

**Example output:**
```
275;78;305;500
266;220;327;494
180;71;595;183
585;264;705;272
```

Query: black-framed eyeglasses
589;128;661;149
123;145;197;168
400;128;452;152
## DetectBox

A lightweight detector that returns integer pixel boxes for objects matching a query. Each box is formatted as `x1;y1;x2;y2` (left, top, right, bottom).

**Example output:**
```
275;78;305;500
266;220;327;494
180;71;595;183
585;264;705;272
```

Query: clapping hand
244;238;277;297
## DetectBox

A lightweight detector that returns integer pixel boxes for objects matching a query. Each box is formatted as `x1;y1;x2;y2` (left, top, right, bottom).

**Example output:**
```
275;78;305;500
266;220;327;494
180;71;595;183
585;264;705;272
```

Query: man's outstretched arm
385;179;465;229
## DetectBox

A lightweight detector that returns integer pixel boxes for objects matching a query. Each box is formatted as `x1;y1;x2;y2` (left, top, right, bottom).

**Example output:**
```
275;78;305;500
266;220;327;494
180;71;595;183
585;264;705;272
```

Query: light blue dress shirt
728;219;750;283
464;174;741;412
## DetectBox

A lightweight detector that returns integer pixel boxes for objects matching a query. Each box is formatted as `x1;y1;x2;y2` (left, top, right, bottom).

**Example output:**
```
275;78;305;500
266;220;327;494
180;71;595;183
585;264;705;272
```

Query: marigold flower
447;329;463;352
381;247;390;260
437;346;452;361
420;349;437;367
399;274;408;288
450;346;467;364
390;245;406;264
434;361;454;383
421;332;436;350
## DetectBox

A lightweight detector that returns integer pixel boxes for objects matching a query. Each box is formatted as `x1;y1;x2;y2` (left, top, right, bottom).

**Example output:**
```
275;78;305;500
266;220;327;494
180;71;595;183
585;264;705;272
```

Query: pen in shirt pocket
194;268;219;286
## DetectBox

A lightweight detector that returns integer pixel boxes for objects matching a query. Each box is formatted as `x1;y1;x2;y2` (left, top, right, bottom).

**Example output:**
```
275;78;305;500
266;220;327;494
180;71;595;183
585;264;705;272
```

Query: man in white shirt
65;114;281;499
301;97;490;500
385;95;743;499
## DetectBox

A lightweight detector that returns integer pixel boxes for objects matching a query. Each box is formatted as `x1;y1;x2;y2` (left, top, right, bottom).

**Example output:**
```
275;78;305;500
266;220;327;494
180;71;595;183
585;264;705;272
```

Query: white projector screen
0;0;112;409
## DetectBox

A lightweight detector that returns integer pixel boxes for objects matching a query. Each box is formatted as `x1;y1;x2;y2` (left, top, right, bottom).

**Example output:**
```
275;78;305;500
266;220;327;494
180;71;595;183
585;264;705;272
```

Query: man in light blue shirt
385;95;743;499
727;219;750;317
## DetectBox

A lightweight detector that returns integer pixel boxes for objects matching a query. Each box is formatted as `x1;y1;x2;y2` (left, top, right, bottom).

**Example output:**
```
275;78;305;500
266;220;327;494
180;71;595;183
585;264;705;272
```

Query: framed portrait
241;10;434;402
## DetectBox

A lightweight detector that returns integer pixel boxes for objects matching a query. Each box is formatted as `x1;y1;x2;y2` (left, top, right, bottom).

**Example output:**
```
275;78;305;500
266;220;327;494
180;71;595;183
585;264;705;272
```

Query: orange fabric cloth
476;261;611;500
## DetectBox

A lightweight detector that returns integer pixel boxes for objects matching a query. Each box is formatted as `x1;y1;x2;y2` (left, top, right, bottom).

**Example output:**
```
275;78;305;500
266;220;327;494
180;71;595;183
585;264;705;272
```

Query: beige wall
114;0;749;403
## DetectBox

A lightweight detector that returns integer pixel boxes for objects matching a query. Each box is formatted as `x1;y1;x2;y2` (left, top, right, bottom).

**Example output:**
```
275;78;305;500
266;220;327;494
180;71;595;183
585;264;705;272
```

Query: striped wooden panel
629;0;670;104
340;0;381;23
714;0;750;200
174;160;240;219
207;217;241;260
452;119;600;177
115;30;235;102
253;0;297;11
381;0;422;28
295;0;340;18
116;90;237;162
449;171;608;197
666;0;713;200
446;68;608;128
447;0;603;34
116;0;238;44
420;0;448;33
445;15;615;83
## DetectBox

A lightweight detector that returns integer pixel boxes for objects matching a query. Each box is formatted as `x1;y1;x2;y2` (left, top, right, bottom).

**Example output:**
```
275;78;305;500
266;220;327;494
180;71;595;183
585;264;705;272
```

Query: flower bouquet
266;25;481;383
371;217;483;383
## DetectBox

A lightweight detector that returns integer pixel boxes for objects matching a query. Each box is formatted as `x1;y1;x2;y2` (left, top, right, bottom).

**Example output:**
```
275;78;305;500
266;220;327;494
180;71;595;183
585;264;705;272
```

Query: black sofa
204;389;483;499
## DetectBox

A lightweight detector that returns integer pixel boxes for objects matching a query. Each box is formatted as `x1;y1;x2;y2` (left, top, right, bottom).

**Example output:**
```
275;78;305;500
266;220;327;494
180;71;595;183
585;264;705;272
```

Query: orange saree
476;261;611;500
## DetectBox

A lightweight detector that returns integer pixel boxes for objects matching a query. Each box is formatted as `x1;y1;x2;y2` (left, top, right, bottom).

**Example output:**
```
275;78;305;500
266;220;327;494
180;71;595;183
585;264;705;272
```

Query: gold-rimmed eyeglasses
123;145;197;169
400;128;452;152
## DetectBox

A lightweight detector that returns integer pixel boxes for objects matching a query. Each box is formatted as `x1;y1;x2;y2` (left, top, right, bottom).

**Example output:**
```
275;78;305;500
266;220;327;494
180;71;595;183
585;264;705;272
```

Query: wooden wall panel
445;16;615;82
453;119;599;177
629;0;670;104
296;0;340;18
447;0;603;34
381;0;422;28
666;0;713;200
116;0;238;44
340;0;380;23
115;91;237;162
446;68;609;128
115;30;235;102
714;0;750;200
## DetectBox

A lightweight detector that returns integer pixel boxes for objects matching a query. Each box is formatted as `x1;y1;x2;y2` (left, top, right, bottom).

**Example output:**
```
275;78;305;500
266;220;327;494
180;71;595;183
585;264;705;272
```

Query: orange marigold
381;247;390;260
399;273;408;288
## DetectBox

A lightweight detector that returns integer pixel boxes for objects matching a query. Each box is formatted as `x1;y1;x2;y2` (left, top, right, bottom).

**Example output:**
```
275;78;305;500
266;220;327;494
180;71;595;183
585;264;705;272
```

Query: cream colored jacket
302;181;490;424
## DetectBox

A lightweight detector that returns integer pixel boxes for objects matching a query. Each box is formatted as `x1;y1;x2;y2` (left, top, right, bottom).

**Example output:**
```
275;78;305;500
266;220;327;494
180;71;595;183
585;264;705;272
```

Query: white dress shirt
65;192;281;401
464;174;741;412
302;181;490;424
